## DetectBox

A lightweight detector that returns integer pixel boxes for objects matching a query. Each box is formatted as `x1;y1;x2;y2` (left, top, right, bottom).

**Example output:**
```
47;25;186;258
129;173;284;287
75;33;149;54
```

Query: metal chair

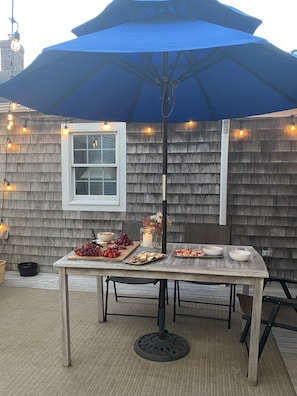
173;224;235;328
104;221;167;321
238;277;297;359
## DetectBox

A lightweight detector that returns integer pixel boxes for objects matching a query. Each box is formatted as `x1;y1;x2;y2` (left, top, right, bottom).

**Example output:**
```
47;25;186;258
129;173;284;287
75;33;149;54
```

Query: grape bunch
100;246;121;258
114;233;133;247
74;241;101;256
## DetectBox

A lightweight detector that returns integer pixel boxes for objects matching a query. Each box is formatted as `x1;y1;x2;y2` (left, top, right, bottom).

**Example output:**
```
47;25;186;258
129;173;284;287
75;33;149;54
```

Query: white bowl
229;249;251;262
97;232;115;243
202;245;223;256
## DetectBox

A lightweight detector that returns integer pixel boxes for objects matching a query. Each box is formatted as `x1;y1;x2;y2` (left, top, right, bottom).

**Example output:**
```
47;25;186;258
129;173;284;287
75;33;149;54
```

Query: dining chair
104;221;167;322
237;277;297;359
173;223;235;328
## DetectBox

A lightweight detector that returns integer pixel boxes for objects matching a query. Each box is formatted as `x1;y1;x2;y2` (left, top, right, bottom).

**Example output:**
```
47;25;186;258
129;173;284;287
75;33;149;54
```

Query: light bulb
4;179;12;191
11;31;21;52
63;124;68;135
6;138;12;149
103;122;110;130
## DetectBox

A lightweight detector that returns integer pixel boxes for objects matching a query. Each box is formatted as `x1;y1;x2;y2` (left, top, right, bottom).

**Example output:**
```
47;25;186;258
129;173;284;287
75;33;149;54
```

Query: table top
53;243;268;281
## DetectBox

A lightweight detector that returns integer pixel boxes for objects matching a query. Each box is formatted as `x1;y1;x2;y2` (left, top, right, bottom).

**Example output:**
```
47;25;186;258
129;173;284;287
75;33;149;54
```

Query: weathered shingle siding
228;118;297;278
0;113;296;277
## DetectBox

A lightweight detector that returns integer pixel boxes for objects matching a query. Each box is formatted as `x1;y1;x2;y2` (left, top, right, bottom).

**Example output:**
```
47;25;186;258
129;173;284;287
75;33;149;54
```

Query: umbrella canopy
72;0;262;36
1;17;297;122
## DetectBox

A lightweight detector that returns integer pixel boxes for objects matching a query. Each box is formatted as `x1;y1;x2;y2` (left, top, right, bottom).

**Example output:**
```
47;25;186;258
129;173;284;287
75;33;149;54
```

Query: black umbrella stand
134;65;190;361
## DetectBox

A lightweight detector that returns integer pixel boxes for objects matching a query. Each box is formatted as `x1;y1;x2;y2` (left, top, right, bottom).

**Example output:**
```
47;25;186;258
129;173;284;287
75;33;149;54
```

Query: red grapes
74;241;101;256
74;233;133;257
114;233;133;246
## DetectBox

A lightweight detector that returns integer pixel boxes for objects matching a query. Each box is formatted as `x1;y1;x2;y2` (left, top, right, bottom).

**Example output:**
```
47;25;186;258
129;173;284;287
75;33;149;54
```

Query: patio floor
2;271;297;394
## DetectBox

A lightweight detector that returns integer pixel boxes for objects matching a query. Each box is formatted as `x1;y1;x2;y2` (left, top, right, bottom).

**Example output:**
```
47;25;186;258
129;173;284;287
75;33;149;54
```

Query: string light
290;115;295;132
7;111;13;121
7;121;13;130
6;138;12;149
103;121;110;130
11;30;20;52
22;121;28;132
239;121;244;136
4;179;12;191
63;124;69;135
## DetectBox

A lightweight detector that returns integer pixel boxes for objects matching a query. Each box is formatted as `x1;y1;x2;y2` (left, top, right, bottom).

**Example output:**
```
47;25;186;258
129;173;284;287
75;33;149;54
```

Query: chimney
0;39;24;74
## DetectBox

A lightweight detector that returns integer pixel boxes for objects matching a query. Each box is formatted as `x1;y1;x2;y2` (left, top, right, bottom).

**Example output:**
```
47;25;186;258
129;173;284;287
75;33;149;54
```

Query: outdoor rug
0;286;295;396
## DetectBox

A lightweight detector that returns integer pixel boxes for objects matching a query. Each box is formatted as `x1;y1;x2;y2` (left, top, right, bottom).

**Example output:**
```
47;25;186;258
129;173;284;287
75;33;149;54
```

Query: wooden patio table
53;243;268;386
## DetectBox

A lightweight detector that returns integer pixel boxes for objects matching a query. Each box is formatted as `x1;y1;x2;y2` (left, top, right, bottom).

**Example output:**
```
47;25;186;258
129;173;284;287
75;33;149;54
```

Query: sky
0;0;296;67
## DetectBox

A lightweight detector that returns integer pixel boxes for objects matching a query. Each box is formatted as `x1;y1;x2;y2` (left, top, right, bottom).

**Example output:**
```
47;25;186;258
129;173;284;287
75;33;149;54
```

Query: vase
154;232;162;249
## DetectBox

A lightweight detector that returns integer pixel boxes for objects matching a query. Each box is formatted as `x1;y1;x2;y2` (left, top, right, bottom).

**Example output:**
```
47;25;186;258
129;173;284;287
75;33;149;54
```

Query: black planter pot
17;262;39;277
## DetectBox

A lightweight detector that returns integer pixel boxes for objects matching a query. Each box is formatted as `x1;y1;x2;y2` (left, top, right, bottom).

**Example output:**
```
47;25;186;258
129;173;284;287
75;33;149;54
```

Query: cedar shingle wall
228;118;297;278
0;113;296;277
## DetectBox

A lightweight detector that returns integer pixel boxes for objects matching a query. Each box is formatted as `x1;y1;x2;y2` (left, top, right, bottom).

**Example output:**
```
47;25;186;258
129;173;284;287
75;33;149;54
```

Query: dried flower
143;212;171;234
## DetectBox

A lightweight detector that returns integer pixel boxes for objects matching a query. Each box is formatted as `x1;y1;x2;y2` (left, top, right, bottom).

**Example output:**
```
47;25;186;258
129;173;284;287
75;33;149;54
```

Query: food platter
173;247;223;258
68;241;139;261
173;248;206;258
123;251;165;265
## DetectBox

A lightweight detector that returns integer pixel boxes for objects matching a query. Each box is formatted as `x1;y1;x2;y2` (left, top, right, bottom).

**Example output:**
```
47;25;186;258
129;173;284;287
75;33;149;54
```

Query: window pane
90;168;103;180
88;135;100;149
104;182;117;195
103;135;115;148
74;167;117;196
73;135;87;149
103;150;115;163
74;151;87;164
75;167;88;180
76;181;88;195
104;168;116;180
90;182;103;195
89;151;102;164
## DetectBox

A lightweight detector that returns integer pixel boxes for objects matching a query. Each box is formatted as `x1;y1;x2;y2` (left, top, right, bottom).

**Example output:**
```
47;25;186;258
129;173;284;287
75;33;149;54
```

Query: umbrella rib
226;49;297;104
110;54;159;87
178;51;226;119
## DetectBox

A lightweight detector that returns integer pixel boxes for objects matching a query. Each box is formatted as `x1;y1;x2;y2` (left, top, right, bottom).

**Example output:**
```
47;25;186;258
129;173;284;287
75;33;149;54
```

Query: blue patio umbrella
1;0;297;362
72;0;262;36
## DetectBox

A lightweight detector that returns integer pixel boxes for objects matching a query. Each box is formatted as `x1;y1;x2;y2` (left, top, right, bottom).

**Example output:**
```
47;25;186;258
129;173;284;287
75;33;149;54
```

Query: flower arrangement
143;212;171;234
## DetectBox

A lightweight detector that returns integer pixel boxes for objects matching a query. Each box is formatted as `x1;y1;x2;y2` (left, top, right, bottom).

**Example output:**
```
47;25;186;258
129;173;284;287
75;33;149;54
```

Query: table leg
59;267;71;366
248;278;264;385
96;276;104;323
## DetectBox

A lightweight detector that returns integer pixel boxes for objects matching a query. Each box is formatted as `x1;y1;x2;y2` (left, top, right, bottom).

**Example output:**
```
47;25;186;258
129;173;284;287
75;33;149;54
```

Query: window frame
61;122;126;212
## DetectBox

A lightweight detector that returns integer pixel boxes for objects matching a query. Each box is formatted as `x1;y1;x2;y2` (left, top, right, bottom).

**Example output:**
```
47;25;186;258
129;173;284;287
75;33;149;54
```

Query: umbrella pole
134;118;189;361
158;116;168;338
134;60;190;360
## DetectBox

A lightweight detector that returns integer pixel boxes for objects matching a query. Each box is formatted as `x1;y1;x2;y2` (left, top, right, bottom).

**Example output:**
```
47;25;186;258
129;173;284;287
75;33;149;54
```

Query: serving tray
68;242;140;262
123;252;165;266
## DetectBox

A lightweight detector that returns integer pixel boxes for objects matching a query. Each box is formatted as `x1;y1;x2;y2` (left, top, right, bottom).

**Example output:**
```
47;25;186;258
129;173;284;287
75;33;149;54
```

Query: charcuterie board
68;242;140;261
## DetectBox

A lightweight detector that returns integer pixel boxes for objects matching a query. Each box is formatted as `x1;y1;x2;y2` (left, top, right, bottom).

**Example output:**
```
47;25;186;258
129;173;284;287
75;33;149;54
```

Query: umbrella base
134;331;190;362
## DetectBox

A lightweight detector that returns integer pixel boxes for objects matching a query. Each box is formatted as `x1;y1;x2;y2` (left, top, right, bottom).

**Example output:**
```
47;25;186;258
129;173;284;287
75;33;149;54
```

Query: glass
140;227;155;248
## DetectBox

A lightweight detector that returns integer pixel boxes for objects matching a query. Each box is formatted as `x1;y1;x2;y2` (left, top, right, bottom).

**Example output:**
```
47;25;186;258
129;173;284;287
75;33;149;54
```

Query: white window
61;122;126;212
